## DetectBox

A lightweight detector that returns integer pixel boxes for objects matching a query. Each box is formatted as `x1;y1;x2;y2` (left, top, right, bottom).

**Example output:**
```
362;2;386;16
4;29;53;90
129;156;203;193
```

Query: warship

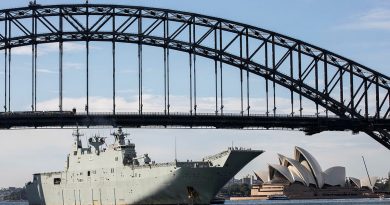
26;128;263;205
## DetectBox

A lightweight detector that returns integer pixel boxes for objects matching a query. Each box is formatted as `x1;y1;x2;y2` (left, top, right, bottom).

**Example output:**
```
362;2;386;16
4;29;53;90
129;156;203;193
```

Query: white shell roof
263;146;349;189
323;166;346;187
254;170;269;183
294;146;325;188
287;166;306;185
278;154;317;187
348;177;361;188
268;164;294;183
360;176;379;190
348;176;378;191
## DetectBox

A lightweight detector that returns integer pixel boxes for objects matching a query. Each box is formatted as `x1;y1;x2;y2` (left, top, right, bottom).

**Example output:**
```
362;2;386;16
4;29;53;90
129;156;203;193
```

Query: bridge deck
0;112;387;133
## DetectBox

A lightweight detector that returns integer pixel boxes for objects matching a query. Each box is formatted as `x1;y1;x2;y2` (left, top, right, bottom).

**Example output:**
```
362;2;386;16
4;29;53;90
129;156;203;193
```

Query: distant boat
267;195;289;200
210;196;225;204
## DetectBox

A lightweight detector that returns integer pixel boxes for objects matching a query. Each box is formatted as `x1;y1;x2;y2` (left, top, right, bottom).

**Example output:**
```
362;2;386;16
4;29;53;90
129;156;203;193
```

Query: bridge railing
0;110;344;118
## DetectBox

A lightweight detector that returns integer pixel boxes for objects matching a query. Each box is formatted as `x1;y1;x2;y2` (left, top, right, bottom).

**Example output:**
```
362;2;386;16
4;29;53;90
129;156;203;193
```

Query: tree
3;188;27;201
219;183;251;197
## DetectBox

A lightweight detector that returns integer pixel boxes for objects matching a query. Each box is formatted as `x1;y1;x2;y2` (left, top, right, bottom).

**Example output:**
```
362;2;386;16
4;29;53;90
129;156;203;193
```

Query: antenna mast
174;136;177;162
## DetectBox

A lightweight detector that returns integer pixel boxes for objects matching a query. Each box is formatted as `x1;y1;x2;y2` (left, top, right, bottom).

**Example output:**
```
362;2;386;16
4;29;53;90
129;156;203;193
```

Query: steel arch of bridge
0;3;390;149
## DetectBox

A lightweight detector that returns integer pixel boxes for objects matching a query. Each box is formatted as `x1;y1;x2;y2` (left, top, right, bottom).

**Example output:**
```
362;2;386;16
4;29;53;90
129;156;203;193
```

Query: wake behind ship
26;128;263;205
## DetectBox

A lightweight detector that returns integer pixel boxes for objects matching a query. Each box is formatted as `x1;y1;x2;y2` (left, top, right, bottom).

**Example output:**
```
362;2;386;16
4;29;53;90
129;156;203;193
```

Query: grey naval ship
26;128;263;205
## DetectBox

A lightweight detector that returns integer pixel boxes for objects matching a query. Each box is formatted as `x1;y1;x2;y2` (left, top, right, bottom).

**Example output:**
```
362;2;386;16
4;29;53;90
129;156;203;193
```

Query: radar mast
112;127;129;146
72;128;83;150
88;134;105;155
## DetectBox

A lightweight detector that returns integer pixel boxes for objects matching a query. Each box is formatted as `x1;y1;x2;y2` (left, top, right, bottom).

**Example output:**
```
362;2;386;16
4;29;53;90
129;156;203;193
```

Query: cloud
36;68;57;74
117;89;136;94
35;94;319;115
118;69;137;74
12;46;32;55
339;8;390;30
64;62;84;71
0;129;72;187
63;42;85;52
11;42;86;56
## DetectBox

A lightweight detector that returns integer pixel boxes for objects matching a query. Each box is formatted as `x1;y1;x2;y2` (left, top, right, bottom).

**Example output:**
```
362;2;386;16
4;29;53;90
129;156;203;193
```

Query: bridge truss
0;3;389;149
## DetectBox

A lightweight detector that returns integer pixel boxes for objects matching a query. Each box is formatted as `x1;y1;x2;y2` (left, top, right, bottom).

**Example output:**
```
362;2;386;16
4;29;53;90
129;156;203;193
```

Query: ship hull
26;150;262;205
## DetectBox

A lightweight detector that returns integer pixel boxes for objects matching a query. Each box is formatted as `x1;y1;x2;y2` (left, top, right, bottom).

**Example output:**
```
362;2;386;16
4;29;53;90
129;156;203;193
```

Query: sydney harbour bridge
0;2;389;150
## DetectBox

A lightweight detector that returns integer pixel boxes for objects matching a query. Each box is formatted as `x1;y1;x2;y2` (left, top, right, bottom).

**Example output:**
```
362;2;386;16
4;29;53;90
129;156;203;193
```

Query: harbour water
1;198;390;205
224;198;390;204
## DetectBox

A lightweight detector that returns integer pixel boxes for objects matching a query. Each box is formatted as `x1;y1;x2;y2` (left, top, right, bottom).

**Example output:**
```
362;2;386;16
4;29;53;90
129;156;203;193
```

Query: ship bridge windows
53;178;61;185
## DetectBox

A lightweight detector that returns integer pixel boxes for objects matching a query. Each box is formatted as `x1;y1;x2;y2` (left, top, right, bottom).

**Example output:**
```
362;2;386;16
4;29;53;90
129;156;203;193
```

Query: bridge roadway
0;111;388;134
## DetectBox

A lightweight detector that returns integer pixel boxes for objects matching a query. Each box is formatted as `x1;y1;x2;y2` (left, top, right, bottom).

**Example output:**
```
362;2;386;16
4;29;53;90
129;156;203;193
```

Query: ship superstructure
26;128;263;205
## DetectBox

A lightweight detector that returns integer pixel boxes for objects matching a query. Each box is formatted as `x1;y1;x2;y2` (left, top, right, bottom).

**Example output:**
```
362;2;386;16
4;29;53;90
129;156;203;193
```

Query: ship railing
131;162;176;169
131;161;212;169
203;150;229;161
228;147;262;152
38;171;62;176
175;161;211;168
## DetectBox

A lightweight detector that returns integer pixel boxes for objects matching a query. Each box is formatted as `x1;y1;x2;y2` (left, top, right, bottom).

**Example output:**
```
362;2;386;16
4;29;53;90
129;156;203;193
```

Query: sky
0;0;390;188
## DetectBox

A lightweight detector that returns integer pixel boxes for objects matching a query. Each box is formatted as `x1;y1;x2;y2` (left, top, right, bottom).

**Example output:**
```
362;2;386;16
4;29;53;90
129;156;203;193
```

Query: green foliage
375;180;390;192
3;188;27;201
219;183;251;197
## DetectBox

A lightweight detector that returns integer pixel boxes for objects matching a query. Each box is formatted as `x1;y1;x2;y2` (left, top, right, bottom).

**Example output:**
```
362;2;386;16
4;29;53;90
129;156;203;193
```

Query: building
240;175;252;185
251;146;380;199
256;146;346;188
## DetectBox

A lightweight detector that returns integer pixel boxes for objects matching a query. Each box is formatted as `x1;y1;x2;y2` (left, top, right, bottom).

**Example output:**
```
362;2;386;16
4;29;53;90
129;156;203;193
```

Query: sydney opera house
251;146;379;199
